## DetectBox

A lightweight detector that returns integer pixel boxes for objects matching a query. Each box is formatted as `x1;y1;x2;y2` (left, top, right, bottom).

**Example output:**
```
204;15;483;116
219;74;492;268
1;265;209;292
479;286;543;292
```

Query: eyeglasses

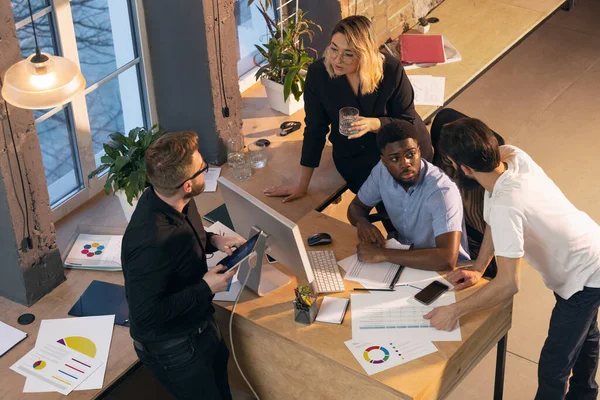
327;46;356;64
174;163;209;189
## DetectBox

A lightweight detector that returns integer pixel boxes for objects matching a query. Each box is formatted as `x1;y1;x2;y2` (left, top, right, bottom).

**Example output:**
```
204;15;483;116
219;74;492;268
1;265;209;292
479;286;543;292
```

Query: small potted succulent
417;17;430;34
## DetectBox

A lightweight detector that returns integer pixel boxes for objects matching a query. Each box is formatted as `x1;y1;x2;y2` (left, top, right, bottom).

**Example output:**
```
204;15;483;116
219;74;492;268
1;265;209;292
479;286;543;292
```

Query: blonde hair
145;131;199;196
324;16;384;96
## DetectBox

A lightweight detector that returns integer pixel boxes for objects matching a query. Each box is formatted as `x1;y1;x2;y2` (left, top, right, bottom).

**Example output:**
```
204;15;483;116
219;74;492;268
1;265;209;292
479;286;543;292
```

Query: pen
389;265;405;289
353;288;394;292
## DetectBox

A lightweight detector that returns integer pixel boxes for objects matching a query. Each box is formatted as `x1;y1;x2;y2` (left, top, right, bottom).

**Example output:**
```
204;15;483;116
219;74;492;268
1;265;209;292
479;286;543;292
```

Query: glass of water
339;107;359;136
249;141;267;168
227;136;252;181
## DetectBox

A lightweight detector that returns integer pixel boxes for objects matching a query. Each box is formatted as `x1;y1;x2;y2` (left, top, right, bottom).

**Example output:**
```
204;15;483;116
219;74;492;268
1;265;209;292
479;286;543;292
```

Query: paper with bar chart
344;340;438;375
23;315;114;393
10;341;103;395
351;287;461;342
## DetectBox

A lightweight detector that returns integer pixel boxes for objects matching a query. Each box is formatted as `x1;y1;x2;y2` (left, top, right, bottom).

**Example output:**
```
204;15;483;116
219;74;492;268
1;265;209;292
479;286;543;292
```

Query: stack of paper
10;315;115;395
316;297;349;324
0;321;27;357
64;234;123;271
338;241;462;375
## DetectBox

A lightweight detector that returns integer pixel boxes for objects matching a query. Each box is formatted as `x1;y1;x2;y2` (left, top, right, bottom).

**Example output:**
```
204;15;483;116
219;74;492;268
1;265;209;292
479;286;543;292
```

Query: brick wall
338;0;444;44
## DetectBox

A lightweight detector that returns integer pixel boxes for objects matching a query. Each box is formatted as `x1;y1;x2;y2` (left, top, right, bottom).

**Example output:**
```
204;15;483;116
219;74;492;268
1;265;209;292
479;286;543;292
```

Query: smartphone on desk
414;281;449;305
216;231;261;273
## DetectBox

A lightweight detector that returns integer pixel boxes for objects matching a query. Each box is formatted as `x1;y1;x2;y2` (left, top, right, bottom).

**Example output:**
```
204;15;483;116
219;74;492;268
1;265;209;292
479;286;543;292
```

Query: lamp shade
1;52;86;110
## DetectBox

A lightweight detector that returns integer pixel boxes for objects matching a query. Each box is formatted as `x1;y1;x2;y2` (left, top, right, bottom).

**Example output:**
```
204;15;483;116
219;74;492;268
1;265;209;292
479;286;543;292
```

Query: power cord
0;78;33;250
229;253;261;400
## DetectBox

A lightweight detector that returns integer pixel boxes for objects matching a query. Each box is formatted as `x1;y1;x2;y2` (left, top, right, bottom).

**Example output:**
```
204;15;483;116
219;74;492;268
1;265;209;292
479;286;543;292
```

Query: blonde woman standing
265;15;432;202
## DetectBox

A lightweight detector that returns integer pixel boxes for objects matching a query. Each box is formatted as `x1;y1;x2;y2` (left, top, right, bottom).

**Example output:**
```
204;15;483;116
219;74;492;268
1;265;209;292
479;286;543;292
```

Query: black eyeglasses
175;163;209;189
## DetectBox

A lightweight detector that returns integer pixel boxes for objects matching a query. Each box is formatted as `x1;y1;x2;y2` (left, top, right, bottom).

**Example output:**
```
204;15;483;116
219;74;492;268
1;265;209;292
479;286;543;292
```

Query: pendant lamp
1;0;85;110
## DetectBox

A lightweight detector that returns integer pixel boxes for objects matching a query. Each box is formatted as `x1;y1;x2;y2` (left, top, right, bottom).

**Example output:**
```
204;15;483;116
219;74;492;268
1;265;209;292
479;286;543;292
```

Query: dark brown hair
438;118;501;172
145;131;198;196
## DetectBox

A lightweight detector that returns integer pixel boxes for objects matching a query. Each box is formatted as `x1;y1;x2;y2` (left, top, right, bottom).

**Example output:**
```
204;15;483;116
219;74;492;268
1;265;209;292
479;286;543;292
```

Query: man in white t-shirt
423;117;600;400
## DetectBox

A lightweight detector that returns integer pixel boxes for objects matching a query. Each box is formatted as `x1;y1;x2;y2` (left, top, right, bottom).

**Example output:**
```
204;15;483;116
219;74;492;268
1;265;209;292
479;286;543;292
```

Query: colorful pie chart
32;360;46;370
363;345;390;364
56;336;97;358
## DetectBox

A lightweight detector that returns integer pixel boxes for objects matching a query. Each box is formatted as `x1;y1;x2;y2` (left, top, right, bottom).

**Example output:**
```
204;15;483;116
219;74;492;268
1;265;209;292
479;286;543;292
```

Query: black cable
213;0;229;117
1;92;33;250
26;0;43;61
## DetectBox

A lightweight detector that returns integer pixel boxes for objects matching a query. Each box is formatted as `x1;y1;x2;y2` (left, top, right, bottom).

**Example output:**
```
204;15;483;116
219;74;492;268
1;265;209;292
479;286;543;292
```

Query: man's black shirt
121;188;218;343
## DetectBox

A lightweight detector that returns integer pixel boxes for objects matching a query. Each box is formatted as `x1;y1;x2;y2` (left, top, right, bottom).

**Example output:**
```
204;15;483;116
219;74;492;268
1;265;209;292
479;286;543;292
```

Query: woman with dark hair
431;108;505;282
264;15;432;202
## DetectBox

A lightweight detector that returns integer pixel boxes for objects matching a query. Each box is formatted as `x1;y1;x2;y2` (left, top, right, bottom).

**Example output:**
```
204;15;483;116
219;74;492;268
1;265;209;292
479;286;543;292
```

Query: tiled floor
322;1;600;398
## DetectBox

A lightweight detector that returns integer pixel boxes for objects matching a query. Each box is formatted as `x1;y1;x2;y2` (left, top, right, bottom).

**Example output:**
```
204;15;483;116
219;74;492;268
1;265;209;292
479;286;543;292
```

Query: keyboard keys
307;250;345;293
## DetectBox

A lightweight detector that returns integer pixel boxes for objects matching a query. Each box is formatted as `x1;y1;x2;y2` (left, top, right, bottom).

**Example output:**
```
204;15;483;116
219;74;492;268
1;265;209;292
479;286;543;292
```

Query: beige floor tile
448;23;600;141
548;0;600;38
510;58;600;223
446;350;539;400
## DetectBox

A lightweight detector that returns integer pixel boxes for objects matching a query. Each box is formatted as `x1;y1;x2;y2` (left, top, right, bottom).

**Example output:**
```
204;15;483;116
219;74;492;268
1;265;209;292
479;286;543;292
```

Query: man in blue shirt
348;119;469;270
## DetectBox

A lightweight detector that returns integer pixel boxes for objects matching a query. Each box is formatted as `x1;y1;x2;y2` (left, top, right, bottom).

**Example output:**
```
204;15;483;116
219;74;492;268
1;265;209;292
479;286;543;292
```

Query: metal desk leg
494;335;508;400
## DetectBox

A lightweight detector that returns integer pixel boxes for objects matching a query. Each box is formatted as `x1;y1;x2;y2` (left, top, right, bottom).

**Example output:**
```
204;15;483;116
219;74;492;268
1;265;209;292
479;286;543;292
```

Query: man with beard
121;131;242;399
347;120;470;271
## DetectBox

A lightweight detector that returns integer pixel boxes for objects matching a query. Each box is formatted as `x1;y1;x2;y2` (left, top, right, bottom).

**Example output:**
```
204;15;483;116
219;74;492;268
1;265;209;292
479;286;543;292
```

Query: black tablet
216;231;261;273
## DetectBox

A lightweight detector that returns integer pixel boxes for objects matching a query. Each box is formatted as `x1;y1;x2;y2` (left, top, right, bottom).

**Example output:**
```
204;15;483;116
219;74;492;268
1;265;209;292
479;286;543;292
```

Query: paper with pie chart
344;340;437;375
23;315;115;393
10;340;103;395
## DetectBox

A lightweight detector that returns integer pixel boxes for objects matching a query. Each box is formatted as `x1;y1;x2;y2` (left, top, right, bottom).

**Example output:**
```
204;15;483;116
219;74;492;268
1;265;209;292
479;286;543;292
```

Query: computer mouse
307;233;332;247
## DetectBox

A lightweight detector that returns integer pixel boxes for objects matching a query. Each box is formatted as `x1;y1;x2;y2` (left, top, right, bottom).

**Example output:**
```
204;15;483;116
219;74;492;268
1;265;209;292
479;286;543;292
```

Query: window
235;0;276;79
10;0;153;218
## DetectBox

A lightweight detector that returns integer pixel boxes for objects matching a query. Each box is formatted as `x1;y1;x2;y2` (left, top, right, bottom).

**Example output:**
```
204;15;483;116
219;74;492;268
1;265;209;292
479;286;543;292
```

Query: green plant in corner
249;0;321;102
87;125;165;205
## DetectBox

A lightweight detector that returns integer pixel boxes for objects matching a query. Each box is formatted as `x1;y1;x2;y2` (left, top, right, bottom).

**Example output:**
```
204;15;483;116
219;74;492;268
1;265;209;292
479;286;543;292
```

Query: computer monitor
218;177;315;296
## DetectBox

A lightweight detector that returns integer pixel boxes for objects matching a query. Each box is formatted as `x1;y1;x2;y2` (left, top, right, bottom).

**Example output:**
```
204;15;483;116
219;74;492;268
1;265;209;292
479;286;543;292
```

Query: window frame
12;0;157;220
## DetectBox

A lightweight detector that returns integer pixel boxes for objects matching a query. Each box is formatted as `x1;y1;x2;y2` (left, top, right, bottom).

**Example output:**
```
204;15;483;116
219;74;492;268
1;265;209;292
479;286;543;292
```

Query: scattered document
345;339;437;375
316;297;349;324
408;75;446;106
204;166;221;192
0;321;27;357
338;239;410;288
12;341;103;395
206;221;244;301
64;234;122;270
24;315;115;393
351;287;461;342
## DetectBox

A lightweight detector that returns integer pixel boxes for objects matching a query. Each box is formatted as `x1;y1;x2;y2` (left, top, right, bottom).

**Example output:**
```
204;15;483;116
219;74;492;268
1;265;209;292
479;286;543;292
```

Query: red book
399;34;446;64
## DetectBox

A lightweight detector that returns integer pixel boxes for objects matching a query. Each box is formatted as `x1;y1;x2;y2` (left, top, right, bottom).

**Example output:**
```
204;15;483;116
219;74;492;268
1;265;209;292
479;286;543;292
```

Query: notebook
400;34;446;64
0;321;27;357
316;297;349;324
64;233;122;270
68;280;130;326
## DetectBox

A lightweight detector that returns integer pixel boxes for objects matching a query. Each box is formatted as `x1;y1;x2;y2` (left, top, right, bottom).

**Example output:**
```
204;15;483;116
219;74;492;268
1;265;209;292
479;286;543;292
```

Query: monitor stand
238;226;291;297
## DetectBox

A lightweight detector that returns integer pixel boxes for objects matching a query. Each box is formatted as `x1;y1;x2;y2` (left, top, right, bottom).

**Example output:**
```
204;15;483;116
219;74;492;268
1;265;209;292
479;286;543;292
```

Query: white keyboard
308;250;345;293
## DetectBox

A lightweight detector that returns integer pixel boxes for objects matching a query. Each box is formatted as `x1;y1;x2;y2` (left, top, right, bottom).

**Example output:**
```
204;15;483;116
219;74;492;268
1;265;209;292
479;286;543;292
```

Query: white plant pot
417;24;430;34
116;190;139;223
261;77;304;116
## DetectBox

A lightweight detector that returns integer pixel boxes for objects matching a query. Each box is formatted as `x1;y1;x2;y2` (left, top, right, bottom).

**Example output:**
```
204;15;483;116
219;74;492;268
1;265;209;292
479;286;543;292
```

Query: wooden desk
0;270;133;400
197;83;346;221
214;211;513;400
409;0;565;122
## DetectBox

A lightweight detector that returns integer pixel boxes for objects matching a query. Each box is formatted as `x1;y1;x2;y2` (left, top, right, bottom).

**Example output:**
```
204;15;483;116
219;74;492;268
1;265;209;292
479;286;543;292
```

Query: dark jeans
536;287;600;400
134;323;232;400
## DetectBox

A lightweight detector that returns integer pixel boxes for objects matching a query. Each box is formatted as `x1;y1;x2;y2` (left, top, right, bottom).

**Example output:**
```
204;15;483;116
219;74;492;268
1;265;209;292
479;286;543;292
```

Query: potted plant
88;125;165;221
417;17;430;34
250;0;321;115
